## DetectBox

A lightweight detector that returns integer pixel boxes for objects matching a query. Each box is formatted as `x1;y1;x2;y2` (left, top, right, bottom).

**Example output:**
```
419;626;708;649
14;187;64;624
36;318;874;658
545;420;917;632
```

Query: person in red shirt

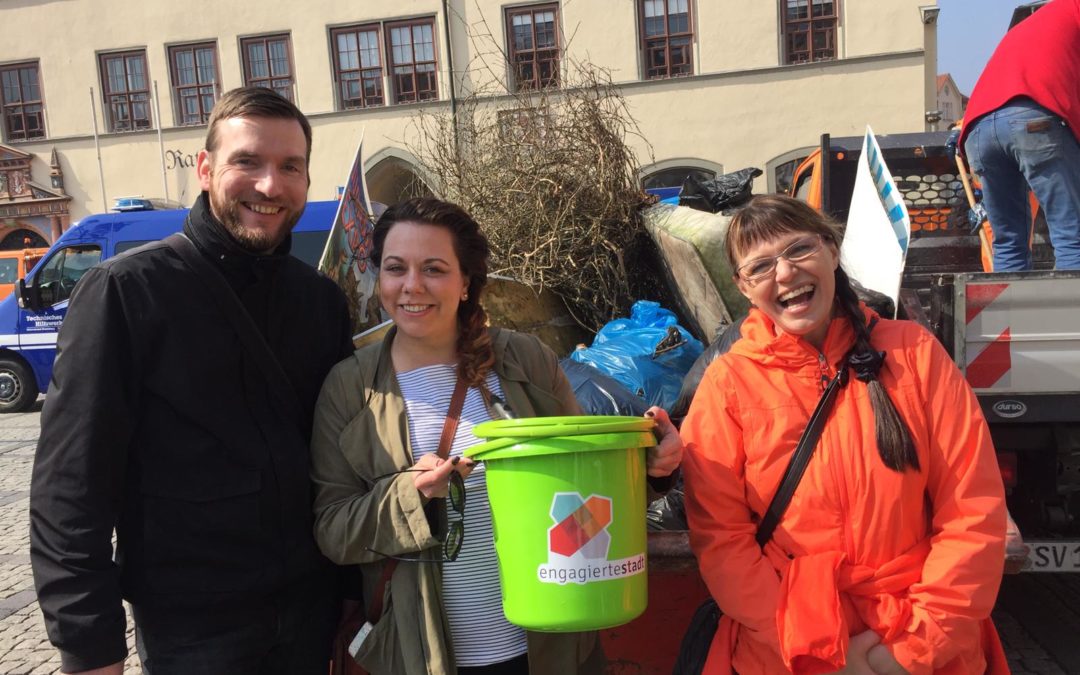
959;0;1080;271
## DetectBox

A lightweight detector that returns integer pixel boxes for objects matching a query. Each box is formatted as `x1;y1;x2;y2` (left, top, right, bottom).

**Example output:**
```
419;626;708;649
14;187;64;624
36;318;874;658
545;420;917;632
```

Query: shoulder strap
755;366;847;548
164;233;302;422
755;316;882;547
368;375;469;622
436;377;468;459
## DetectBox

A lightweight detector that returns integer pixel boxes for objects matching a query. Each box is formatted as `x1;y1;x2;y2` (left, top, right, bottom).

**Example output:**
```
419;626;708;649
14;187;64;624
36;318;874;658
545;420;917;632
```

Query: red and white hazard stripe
960;275;1080;394
965;283;1011;389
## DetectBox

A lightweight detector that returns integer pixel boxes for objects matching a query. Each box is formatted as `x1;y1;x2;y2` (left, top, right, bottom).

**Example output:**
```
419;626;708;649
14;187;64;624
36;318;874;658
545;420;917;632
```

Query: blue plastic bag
569;300;703;411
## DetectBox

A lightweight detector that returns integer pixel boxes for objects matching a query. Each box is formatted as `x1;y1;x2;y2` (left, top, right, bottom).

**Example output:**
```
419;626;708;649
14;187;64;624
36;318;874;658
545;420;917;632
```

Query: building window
641;0;693;79
332;25;384;109
507;4;560;91
497;106;552;144
642;167;716;192
169;42;220;126
1;62;45;141
100;50;152;132
388;20;438;104
783;0;838;64
241;34;295;101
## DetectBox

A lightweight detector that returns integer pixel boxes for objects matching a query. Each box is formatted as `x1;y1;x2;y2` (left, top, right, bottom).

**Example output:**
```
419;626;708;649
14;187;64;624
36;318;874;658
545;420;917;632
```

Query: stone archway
364;148;433;208
639;157;726;192
0;227;48;250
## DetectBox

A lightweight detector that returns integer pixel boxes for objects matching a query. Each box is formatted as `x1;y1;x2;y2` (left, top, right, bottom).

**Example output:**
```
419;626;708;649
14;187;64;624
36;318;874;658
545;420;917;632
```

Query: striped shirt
397;363;528;667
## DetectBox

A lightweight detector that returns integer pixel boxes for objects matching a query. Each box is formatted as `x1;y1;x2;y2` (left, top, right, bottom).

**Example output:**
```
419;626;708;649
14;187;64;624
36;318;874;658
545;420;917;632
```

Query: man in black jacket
29;87;354;674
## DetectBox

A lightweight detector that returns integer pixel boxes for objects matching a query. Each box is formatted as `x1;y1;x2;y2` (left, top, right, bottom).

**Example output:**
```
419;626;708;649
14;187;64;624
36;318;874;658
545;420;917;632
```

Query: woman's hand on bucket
413;453;475;500
644;407;682;477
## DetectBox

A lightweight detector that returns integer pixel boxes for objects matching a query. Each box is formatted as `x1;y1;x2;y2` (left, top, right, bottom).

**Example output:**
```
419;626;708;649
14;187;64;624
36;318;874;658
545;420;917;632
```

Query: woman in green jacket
311;198;681;675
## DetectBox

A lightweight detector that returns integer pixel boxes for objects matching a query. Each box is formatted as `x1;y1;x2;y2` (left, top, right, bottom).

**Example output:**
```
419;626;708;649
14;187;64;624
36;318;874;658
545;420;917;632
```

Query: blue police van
0;201;338;412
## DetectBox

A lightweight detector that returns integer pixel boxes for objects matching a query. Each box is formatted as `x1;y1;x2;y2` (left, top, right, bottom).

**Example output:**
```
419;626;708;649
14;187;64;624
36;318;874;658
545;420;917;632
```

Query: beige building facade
1;0;939;243
936;72;966;129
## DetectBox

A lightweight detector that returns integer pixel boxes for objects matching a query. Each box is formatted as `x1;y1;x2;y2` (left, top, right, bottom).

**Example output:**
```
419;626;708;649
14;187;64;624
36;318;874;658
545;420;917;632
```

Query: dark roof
821;131;951;155
1010;1;1049;29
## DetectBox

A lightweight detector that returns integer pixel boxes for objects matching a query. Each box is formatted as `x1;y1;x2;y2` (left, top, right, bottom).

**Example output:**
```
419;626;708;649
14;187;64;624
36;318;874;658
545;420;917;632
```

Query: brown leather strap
436;377;469;459
368;376;469;622
368;560;396;623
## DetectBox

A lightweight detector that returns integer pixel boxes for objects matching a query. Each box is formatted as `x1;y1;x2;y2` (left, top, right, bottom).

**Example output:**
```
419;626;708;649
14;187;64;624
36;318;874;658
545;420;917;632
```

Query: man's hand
66;662;124;675
645;407;682;477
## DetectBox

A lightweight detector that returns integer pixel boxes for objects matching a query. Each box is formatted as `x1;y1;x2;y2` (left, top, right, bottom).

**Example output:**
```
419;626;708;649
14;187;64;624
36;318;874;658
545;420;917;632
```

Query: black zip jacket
29;193;353;672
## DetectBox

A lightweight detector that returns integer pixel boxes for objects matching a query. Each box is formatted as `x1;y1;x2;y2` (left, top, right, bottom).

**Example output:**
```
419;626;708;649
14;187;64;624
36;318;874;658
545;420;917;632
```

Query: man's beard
209;191;302;253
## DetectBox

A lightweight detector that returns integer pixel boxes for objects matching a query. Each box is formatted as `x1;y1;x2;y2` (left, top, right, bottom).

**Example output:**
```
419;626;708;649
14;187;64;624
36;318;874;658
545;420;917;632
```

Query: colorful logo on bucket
537;492;646;585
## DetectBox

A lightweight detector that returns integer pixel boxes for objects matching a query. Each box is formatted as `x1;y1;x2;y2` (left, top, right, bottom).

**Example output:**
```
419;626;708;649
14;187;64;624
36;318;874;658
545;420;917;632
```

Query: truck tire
0;358;39;413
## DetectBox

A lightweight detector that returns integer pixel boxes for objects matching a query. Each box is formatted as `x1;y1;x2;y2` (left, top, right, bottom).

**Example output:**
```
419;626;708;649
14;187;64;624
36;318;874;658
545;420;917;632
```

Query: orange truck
777;131;1054;306
0;247;48;300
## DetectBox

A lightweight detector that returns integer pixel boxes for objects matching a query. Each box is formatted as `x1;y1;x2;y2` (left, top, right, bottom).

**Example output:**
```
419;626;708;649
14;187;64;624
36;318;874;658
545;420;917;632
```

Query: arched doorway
365;149;432;207
0;228;48;250
639;158;725;199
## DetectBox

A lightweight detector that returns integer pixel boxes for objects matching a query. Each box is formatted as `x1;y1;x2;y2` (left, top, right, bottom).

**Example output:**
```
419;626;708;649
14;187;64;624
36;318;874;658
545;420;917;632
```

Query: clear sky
937;0;1033;95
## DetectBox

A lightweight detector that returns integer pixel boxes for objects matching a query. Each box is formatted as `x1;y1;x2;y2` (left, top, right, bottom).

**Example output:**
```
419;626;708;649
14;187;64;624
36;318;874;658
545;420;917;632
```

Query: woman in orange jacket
681;195;1008;675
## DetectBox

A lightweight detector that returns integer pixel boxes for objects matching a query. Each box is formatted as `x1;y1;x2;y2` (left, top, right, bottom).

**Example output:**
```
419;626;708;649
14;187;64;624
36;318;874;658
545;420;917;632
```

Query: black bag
672;597;721;675
678;167;763;214
671;365;848;675
646;477;687;531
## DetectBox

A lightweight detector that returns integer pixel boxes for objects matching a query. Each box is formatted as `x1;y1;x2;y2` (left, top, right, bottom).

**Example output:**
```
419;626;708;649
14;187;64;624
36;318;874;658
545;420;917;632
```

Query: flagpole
89;88;108;211
153;80;170;202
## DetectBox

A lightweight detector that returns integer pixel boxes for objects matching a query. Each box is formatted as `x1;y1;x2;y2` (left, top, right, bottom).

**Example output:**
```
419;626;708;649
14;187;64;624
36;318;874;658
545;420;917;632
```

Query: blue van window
37;245;102;306
115;240;153;256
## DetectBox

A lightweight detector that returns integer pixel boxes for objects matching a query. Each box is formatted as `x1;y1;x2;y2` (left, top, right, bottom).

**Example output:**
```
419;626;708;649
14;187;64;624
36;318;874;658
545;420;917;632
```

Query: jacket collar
370;325;526;387
730;303;879;372
183;192;293;287
365;325;544;468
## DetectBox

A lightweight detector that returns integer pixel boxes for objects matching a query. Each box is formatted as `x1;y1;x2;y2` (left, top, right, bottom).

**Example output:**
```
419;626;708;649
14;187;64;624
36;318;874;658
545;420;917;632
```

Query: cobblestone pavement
1;403;1077;674
0;403;139;675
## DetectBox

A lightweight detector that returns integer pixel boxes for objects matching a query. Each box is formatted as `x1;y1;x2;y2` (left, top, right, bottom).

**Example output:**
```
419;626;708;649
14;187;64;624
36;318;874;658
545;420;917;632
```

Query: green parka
311;327;604;674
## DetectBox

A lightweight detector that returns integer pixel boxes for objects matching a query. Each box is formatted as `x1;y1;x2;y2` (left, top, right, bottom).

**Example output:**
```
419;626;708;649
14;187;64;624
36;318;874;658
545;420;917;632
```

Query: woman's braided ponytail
834;267;919;472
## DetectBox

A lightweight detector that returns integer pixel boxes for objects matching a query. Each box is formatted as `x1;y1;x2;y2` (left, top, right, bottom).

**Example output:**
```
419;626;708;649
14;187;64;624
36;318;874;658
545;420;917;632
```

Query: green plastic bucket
466;416;655;632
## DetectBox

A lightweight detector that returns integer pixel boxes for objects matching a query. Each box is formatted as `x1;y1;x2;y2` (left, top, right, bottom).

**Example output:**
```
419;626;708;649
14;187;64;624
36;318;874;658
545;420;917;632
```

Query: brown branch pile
409;59;656;332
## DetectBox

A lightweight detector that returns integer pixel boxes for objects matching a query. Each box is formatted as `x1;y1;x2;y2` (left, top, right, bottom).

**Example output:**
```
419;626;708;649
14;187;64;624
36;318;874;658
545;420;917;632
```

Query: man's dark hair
205;87;312;164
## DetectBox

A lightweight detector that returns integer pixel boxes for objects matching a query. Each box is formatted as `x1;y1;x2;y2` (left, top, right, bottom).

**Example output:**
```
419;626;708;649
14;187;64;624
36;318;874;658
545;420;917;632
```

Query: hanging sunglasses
365;468;466;562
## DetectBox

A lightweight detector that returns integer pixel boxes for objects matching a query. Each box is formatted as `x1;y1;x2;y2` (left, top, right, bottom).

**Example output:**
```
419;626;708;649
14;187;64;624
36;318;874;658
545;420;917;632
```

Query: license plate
1021;540;1080;572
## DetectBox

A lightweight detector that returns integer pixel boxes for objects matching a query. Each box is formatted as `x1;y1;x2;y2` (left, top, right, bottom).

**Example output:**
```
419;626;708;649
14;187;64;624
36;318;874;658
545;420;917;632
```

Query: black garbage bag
646;474;687;531
559;358;649;417
679;167;763;214
848;277;896;319
669;318;746;427
646;317;745;533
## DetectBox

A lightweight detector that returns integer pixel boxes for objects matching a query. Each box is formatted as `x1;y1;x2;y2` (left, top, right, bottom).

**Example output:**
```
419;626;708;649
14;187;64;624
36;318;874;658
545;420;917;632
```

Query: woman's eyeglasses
365;468;466;562
736;235;825;284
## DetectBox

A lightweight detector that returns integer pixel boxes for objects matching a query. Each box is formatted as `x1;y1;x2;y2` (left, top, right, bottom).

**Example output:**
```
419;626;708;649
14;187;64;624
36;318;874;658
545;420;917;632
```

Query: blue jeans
964;98;1080;271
